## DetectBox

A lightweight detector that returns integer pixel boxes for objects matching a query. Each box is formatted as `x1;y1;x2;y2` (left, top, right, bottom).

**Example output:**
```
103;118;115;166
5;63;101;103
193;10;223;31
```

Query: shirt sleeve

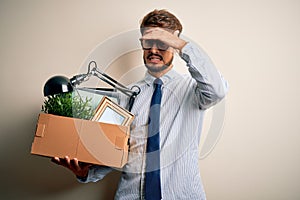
77;165;113;183
180;42;229;109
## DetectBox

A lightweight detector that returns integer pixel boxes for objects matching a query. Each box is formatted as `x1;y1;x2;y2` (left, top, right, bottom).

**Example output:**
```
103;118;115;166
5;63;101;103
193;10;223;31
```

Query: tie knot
154;78;163;86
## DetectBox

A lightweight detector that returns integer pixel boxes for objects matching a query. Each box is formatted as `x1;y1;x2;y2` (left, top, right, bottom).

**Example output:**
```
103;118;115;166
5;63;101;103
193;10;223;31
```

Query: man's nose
150;43;159;52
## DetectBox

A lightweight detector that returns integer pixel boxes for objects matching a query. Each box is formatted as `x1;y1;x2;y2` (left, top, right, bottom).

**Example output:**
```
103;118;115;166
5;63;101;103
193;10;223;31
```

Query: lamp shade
43;75;73;96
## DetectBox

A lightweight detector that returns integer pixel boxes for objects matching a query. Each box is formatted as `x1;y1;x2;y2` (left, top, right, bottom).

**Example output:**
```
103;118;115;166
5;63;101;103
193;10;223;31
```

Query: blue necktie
145;78;163;200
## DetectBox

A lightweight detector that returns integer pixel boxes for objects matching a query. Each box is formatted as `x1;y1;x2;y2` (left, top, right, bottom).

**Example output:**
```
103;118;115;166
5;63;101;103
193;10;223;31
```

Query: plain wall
0;0;299;199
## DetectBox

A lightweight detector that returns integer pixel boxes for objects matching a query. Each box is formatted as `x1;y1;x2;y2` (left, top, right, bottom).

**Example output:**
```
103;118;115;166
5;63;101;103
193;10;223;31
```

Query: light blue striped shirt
79;42;229;200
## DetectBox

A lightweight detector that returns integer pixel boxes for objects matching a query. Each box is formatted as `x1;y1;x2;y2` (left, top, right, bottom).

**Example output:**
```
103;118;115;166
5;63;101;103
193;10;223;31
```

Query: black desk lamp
43;75;73;96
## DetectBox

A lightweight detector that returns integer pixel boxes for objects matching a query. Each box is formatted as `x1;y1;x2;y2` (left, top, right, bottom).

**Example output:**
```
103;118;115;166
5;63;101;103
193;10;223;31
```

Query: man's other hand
51;156;92;179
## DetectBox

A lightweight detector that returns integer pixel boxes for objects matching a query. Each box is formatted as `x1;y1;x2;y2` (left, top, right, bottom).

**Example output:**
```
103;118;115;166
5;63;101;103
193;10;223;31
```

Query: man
52;9;228;199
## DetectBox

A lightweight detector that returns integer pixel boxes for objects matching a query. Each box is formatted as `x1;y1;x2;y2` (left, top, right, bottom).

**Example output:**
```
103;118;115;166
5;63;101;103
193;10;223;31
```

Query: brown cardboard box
31;113;130;168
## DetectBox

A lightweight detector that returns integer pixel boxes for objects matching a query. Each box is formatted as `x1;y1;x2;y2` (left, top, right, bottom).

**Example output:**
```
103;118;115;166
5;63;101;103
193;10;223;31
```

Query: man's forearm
180;42;229;109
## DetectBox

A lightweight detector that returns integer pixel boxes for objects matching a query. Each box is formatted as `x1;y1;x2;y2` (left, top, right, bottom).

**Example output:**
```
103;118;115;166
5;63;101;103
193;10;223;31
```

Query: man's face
141;39;174;73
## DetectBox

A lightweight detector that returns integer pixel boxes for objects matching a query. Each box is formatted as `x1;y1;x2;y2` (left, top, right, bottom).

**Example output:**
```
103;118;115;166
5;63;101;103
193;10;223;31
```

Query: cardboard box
31;113;130;168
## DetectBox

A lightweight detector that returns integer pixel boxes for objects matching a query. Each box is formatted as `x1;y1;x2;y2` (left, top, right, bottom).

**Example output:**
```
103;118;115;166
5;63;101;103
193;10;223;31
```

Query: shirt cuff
76;174;88;183
179;42;192;65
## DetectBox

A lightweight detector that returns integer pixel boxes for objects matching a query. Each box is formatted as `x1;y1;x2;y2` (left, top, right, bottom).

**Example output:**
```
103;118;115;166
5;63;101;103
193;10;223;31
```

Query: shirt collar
144;69;180;86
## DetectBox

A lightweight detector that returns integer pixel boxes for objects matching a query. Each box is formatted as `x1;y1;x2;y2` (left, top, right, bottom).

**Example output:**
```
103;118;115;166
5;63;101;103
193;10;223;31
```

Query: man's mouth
147;53;163;63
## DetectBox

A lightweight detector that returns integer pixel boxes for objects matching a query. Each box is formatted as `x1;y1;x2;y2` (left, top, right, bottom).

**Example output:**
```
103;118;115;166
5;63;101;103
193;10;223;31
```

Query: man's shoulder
127;78;147;88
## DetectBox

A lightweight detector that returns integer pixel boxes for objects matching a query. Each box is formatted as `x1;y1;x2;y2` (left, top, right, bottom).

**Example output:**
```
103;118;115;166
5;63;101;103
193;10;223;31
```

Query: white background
0;0;299;199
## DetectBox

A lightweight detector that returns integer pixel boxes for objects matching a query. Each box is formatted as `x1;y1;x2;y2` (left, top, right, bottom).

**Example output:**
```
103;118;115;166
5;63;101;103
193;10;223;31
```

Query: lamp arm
71;61;140;98
93;73;133;97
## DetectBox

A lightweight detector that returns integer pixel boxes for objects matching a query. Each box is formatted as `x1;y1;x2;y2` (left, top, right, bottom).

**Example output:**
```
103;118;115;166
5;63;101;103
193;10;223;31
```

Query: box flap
35;123;46;137
115;136;125;150
31;113;80;159
76;121;129;167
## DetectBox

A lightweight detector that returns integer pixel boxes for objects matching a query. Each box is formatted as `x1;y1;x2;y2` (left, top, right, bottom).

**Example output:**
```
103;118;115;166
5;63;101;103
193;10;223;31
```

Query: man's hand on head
141;27;187;51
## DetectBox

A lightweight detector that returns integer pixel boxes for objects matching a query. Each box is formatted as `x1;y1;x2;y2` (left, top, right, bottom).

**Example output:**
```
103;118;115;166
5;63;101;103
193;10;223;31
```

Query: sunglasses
140;39;169;51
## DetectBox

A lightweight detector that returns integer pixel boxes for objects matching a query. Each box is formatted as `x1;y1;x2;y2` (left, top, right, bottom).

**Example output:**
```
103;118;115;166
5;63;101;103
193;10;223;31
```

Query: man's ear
174;30;180;37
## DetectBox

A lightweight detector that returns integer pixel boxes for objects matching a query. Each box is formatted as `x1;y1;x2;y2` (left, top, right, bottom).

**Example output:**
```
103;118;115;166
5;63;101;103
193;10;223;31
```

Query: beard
143;53;173;73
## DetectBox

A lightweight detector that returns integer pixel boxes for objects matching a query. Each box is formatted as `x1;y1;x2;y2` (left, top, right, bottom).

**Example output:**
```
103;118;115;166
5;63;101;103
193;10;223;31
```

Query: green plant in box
42;92;94;120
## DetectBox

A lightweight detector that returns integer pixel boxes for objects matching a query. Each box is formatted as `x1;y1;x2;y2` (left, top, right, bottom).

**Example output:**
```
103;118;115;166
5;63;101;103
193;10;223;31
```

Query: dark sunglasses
140;39;169;51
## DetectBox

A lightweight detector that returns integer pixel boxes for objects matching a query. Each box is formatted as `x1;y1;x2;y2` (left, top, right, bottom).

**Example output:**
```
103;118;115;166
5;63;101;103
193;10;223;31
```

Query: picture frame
91;96;134;126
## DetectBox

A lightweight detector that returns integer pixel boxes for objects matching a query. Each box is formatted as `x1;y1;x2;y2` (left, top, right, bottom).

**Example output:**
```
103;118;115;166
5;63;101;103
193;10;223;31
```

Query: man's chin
145;64;169;73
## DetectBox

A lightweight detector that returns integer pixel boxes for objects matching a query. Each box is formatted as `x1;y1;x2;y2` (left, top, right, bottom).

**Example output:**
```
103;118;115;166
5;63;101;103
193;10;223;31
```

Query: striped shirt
80;42;229;200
